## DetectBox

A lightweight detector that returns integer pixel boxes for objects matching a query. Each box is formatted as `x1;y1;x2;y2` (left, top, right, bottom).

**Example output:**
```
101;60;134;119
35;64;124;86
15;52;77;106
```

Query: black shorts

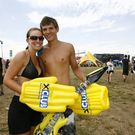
8;95;41;135
123;69;129;75
0;71;3;84
107;70;114;74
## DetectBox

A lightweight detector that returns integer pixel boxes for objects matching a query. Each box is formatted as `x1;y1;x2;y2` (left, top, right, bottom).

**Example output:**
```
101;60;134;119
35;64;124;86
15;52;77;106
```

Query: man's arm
133;62;134;70
128;61;131;70
69;44;87;82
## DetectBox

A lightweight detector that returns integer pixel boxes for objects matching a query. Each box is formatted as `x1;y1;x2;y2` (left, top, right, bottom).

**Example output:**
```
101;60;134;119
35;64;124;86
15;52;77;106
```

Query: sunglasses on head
28;36;44;41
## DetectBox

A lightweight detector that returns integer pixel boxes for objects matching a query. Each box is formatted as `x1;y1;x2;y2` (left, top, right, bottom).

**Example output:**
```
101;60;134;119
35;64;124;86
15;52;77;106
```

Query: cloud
109;27;126;32
18;0;135;14
1;39;26;59
17;0;135;59
11;16;16;20
83;20;115;32
24;0;135;31
27;11;45;24
74;40;135;56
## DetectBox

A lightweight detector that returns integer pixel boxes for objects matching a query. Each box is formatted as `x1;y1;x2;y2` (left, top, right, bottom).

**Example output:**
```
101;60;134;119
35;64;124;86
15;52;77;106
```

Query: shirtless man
39;16;87;135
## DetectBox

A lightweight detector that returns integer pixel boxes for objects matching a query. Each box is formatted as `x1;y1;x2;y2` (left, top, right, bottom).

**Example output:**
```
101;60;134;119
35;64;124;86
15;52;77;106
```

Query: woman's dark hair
25;46;29;50
108;57;112;61
26;27;42;39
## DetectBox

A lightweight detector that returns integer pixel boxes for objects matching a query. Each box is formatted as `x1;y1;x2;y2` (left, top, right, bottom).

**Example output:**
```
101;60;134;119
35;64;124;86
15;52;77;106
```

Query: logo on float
81;89;88;108
39;90;49;108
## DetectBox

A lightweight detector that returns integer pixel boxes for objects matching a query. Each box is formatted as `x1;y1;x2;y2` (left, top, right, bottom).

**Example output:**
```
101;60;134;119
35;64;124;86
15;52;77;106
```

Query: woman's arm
4;51;26;94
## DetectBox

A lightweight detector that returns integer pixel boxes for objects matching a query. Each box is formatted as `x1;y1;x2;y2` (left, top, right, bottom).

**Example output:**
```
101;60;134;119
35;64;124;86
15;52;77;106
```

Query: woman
4;27;45;135
106;58;114;84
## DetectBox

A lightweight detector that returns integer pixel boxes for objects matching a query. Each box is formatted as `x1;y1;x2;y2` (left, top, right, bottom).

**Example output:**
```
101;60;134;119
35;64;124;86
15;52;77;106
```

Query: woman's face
27;30;44;51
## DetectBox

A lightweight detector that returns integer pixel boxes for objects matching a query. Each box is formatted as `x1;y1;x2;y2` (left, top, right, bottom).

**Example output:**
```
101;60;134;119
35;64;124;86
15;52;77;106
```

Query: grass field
0;66;135;135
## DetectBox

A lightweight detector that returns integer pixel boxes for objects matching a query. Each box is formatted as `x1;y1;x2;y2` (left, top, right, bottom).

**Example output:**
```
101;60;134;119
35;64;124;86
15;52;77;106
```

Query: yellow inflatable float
20;67;109;115
20;77;109;115
19;66;110;135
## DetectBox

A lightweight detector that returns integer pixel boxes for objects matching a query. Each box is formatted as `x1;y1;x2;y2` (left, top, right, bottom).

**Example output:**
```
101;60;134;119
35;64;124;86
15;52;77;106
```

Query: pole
75;50;86;55
0;40;3;59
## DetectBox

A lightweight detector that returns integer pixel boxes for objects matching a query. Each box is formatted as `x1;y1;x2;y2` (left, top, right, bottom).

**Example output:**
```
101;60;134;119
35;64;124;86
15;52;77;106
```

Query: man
0;57;5;96
122;55;130;82
38;16;87;135
5;59;10;70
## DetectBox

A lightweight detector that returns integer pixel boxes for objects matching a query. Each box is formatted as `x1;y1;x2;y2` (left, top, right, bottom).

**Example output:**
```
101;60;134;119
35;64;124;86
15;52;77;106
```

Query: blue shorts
8;95;42;135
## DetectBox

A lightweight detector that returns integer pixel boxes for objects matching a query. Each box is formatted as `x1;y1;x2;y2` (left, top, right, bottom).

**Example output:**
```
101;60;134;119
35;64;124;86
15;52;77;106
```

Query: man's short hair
124;55;127;57
40;16;59;30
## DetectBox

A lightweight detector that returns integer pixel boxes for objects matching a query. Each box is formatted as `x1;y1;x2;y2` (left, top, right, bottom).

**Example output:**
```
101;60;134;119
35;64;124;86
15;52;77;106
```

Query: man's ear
57;27;59;32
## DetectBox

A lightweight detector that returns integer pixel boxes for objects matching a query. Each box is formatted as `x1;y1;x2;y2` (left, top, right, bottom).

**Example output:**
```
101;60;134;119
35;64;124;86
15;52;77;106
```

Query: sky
0;0;135;60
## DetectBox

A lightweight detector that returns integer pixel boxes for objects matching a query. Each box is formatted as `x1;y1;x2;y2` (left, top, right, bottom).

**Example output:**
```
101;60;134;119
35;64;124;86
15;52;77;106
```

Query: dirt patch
0;67;135;135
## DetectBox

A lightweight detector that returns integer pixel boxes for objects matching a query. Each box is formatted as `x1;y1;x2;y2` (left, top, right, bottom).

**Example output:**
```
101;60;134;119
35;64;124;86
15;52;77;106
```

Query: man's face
41;23;59;42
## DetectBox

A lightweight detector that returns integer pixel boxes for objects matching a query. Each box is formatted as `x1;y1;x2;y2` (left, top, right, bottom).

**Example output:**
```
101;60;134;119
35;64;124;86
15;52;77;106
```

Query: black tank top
18;51;43;79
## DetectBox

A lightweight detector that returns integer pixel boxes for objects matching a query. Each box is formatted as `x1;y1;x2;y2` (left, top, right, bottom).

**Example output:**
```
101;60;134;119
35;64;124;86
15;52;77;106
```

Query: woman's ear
26;38;29;43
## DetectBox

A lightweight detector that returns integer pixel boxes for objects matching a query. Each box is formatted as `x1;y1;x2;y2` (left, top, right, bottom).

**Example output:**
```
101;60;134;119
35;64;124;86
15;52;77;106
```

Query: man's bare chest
42;51;70;65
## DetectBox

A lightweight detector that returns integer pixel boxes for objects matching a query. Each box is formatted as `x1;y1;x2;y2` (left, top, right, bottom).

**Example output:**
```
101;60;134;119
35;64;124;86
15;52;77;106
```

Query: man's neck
48;39;60;48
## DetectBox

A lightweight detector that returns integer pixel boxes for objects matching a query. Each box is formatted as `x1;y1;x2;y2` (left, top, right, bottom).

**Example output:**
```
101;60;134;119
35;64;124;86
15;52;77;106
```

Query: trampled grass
0;66;135;135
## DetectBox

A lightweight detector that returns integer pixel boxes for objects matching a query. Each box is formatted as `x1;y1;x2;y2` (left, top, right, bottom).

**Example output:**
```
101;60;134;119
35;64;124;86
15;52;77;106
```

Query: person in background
5;59;10;73
131;59;135;78
38;16;87;135
5;59;10;69
3;27;45;135
122;55;130;82
0;57;5;96
106;58;114;84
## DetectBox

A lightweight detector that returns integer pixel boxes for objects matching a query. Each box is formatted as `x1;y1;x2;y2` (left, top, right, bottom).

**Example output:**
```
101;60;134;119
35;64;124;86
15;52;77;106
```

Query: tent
78;51;103;67
113;60;120;63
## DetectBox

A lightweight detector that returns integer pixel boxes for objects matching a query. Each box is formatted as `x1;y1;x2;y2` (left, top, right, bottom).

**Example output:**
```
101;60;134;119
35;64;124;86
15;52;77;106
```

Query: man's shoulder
122;59;129;62
59;41;73;49
60;41;72;46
